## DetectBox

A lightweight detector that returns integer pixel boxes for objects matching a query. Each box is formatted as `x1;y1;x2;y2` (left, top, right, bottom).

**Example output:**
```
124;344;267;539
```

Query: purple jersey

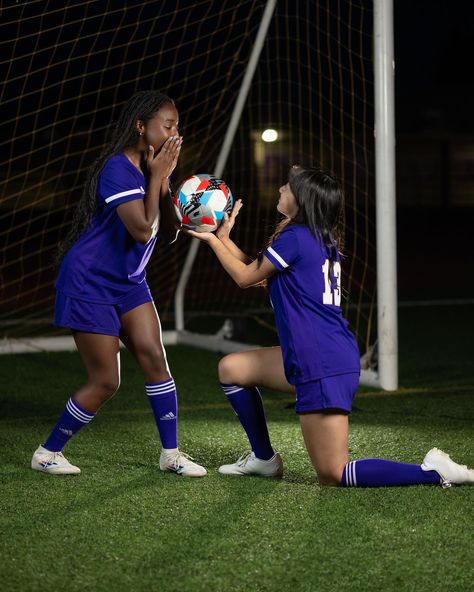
56;154;156;303
264;225;360;385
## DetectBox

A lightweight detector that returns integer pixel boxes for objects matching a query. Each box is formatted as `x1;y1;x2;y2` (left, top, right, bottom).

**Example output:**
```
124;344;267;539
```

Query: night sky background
394;0;474;301
395;0;474;135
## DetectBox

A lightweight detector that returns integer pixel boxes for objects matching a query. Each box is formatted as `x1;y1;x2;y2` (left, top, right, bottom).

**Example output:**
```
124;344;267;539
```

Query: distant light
261;129;278;142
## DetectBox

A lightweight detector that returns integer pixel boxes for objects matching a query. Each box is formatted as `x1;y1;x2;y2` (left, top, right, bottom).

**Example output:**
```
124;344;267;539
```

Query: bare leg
219;348;349;484
33;332;120;468
218;347;295;394
119;301;207;476
73;332;121;413
299;412;349;485
216;347;292;467
120;301;170;381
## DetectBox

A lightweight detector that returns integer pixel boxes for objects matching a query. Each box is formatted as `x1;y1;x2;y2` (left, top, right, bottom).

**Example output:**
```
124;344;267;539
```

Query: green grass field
1;306;473;592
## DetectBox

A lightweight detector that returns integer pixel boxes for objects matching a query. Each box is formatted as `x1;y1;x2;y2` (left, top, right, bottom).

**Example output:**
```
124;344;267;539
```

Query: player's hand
216;199;243;240
146;136;182;179
182;228;216;243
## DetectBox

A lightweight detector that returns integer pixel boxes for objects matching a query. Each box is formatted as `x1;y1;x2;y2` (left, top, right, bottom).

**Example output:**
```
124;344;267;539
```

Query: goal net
1;0;376;367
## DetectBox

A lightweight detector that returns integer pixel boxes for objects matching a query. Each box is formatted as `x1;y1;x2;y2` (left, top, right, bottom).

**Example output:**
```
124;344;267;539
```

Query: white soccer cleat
159;449;207;477
421;448;474;488
218;451;283;477
31;444;81;475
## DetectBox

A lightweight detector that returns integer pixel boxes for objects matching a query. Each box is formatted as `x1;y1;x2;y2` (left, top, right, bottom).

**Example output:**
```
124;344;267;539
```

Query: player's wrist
207;233;220;246
150;167;169;179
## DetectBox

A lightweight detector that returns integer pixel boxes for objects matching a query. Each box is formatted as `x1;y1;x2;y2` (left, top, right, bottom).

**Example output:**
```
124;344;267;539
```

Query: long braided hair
56;90;174;264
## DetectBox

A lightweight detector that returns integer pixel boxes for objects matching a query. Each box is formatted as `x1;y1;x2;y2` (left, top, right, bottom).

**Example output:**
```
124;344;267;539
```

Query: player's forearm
143;177;162;228
218;236;252;263
157;178;180;244
207;236;254;288
119;185;160;244
130;178;176;244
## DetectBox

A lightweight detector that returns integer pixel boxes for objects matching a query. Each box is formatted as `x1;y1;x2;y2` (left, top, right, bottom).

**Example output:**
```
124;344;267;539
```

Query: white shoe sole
31;463;81;475
160;466;207;477
218;453;283;477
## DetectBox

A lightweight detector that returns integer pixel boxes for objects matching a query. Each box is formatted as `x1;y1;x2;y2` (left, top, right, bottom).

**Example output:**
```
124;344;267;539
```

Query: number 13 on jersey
322;259;341;306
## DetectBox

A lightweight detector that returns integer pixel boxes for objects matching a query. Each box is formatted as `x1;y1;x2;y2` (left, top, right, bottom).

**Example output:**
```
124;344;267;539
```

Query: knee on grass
315;466;345;487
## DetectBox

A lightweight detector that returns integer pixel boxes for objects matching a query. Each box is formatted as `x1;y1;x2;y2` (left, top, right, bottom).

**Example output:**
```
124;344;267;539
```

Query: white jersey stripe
267;246;289;268
105;187;145;204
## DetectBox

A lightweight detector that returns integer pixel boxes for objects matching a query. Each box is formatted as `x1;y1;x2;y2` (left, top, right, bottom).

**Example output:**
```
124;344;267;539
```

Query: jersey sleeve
97;157;146;208
264;226;301;271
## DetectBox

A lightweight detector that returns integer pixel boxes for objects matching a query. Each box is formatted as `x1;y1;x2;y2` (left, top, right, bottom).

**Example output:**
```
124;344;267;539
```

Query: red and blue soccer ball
174;173;233;233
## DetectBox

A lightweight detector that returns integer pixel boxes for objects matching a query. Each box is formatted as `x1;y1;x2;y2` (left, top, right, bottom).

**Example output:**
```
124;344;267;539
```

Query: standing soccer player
187;165;474;487
31;91;206;477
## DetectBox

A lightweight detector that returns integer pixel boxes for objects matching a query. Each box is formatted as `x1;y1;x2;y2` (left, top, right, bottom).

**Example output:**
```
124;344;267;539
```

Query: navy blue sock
43;397;95;452
221;383;274;461
146;378;178;449
341;458;441;487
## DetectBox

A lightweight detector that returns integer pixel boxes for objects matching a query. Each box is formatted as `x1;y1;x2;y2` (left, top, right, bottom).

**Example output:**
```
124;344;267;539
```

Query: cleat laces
236;452;253;467
42;450;67;468
166;450;194;470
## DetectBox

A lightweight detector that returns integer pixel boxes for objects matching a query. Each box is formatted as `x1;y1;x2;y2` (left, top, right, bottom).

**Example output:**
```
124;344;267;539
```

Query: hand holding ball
174;173;233;233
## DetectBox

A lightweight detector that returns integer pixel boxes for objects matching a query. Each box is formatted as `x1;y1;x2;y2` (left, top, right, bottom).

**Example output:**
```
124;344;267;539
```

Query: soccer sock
146;378;178;450
221;383;275;461
340;458;441;487
43;397;96;452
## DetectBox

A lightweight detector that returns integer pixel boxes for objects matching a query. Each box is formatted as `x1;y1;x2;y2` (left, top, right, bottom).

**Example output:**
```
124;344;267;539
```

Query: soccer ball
174;173;233;233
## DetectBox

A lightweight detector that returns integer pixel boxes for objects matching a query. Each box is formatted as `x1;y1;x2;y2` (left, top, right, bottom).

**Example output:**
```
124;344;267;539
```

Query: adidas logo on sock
160;412;176;421
59;428;73;436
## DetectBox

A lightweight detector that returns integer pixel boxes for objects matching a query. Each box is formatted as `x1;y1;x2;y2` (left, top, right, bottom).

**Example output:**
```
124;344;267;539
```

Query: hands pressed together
146;136;183;180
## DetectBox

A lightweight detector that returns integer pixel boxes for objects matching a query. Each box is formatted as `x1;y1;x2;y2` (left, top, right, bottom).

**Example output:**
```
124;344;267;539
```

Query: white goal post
373;0;398;389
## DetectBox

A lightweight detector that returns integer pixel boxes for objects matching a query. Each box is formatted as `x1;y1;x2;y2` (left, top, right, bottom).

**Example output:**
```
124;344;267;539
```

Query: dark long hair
259;166;345;288
265;165;344;254
56;90;174;263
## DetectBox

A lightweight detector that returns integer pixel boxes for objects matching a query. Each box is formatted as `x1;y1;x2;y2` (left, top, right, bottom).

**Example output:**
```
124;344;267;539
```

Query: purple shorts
54;283;153;337
295;372;360;414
